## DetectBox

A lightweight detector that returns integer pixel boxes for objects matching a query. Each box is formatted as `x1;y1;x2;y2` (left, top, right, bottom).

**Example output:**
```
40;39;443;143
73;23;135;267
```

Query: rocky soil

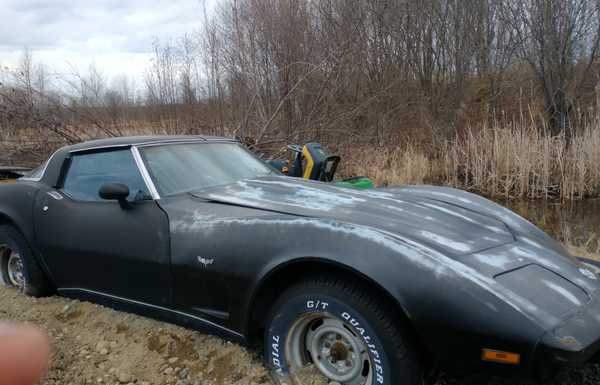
0;285;598;385
0;286;271;385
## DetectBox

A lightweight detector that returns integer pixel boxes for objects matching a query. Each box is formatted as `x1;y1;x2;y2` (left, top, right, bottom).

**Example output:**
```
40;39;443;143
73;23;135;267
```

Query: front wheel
264;277;422;385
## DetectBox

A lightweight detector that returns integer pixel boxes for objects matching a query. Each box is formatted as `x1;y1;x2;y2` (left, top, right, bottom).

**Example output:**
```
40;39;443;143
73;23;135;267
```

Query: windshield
140;142;278;196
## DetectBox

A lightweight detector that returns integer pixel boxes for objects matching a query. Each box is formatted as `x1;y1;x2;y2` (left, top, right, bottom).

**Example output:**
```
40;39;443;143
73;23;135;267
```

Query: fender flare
243;254;417;339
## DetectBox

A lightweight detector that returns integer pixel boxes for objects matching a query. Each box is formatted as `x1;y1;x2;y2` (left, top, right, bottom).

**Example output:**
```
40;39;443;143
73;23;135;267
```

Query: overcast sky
0;0;210;82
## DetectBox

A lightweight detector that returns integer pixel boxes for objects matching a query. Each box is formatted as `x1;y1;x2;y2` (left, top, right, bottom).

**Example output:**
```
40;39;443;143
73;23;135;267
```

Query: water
499;198;600;251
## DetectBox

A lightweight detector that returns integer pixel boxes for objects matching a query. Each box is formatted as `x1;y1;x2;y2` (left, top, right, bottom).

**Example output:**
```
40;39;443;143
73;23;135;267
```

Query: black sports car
1;135;599;385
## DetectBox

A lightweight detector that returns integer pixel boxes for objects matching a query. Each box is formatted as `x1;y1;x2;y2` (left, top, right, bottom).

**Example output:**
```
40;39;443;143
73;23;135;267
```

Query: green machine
267;143;374;189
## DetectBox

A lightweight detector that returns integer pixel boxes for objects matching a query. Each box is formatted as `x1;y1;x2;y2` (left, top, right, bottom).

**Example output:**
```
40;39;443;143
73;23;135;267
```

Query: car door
33;148;172;307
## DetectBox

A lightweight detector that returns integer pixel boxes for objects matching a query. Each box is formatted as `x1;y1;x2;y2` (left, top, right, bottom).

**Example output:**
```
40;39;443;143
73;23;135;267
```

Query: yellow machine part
302;145;314;180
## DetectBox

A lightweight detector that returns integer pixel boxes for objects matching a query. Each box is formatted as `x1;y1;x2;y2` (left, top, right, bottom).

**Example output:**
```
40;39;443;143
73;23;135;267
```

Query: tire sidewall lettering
266;294;390;385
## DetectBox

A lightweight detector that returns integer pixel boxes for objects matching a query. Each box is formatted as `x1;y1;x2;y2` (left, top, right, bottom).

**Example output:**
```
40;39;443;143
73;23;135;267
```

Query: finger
0;323;50;385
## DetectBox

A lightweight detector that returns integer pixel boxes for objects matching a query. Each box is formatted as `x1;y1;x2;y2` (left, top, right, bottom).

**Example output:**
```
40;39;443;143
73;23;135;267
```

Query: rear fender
0;183;40;242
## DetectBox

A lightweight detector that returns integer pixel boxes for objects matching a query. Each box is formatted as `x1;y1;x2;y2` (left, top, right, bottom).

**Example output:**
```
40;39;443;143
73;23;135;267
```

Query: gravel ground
0;285;598;385
0;285;271;385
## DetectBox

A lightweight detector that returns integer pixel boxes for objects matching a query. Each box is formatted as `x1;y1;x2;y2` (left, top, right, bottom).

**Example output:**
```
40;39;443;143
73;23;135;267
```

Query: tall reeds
345;117;600;201
342;144;433;187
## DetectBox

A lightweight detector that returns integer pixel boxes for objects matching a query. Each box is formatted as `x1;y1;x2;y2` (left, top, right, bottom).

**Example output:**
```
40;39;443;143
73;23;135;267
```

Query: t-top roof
65;135;236;152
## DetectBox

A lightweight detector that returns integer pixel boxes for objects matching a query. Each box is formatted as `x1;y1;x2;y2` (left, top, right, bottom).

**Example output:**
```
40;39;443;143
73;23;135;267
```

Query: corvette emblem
579;268;597;280
197;257;215;267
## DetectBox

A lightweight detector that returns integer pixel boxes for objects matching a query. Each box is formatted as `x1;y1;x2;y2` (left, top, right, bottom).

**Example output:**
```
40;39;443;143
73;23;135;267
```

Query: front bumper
535;288;600;378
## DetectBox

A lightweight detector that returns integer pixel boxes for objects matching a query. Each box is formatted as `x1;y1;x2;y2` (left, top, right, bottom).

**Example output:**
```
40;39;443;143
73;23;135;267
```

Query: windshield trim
131;146;161;200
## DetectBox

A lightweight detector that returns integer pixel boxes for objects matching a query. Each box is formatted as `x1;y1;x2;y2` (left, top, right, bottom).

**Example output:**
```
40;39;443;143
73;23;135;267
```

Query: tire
264;276;422;385
0;224;52;297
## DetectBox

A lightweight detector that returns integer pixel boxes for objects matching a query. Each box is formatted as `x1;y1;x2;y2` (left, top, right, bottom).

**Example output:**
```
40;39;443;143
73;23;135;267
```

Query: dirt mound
0;285;598;385
0;286;271;385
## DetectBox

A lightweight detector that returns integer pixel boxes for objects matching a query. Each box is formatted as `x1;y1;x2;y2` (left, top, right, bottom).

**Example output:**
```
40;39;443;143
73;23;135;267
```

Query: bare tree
504;0;600;135
5;0;600;153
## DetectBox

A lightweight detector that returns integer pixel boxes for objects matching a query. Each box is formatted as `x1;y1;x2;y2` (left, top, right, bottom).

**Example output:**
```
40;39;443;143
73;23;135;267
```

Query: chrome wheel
7;250;25;289
286;314;372;385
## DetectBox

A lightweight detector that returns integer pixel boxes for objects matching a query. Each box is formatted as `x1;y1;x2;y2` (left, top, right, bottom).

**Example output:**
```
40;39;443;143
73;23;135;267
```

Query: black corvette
1;135;599;385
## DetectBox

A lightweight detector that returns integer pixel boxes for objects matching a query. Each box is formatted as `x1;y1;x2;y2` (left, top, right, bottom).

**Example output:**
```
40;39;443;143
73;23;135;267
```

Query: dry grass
445;119;600;200
343;117;600;201
341;144;433;187
565;244;600;261
5;113;600;201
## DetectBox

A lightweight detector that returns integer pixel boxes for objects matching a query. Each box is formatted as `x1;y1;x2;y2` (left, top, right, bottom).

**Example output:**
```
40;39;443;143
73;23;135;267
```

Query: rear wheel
5;249;26;288
264;277;422;385
0;225;52;296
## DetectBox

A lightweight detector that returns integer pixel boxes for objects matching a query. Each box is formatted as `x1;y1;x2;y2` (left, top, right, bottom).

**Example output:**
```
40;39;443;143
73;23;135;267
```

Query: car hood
191;176;515;256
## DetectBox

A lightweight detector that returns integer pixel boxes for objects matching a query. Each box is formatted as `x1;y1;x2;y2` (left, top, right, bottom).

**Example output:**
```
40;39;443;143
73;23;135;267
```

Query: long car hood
191;176;515;256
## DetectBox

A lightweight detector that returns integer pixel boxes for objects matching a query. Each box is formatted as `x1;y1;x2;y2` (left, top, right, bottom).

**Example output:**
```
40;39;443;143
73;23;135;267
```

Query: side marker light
482;349;520;365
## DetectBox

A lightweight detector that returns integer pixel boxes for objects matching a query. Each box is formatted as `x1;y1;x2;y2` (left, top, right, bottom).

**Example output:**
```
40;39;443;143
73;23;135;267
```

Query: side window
62;150;152;202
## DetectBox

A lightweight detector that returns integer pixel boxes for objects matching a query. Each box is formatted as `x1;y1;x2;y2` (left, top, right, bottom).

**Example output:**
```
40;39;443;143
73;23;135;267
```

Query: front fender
165;199;545;373
239;216;548;372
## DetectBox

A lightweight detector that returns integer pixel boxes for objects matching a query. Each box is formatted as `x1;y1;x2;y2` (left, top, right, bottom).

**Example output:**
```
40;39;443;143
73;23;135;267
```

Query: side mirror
99;183;130;208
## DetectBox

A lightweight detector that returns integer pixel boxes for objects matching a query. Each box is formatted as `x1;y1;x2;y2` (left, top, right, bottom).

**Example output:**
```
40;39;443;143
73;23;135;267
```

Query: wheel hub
308;322;364;382
330;341;349;362
7;251;25;289
286;314;371;385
